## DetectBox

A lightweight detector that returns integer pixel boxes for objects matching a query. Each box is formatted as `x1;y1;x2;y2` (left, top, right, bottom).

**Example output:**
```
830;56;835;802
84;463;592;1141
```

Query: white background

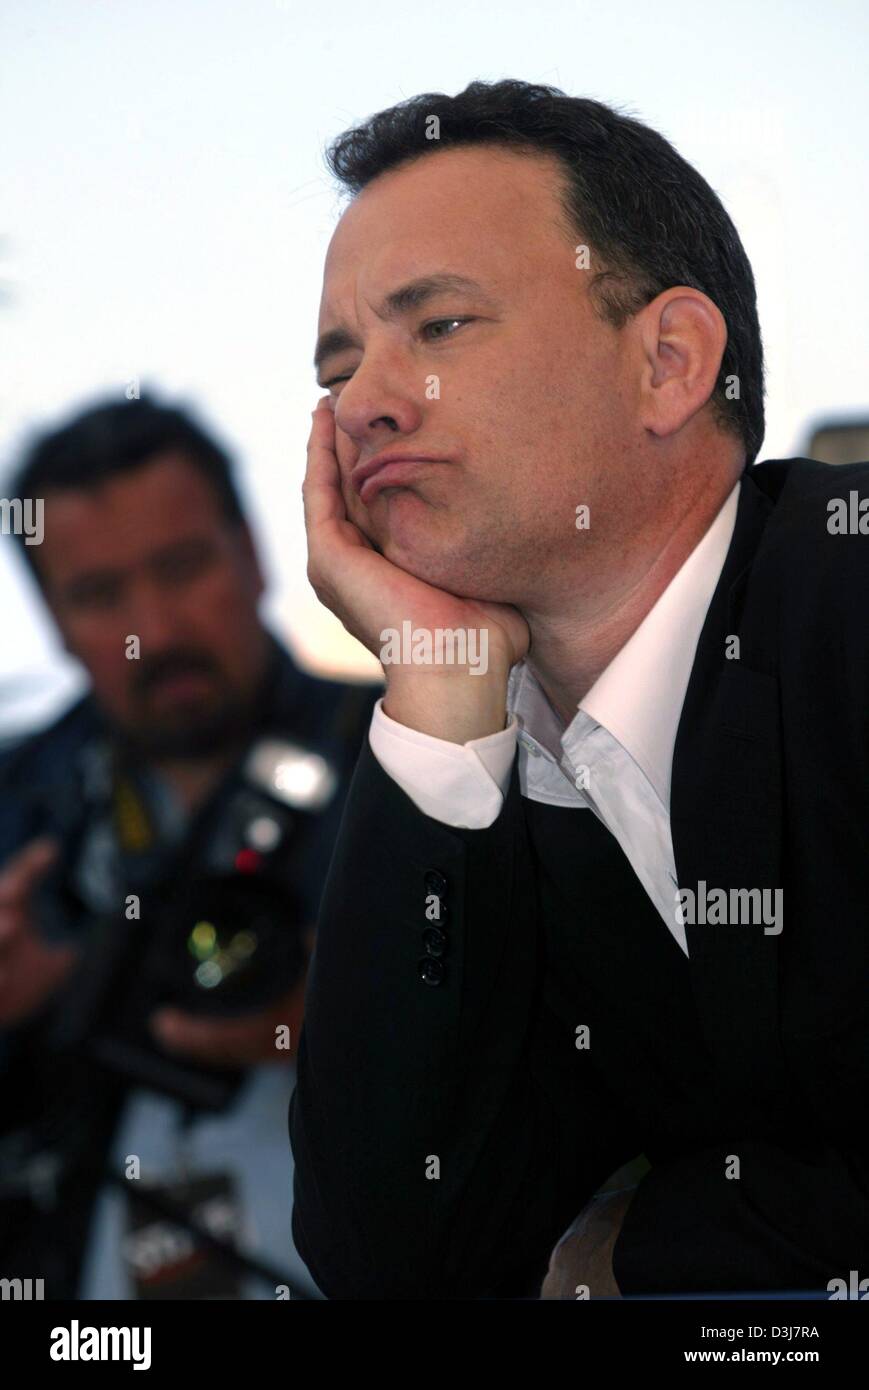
2;0;867;734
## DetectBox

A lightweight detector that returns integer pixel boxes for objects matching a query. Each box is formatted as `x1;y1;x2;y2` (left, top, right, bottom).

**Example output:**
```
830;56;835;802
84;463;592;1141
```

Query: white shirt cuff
368;697;518;828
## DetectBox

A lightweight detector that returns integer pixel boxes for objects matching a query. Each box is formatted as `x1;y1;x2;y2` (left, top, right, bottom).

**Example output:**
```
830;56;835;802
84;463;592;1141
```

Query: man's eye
421;317;473;340
321;318;473;388
154;545;213;584
67;580;121;609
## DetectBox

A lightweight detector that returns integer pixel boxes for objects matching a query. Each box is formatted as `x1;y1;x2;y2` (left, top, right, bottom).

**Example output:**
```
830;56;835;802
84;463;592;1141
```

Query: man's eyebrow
62;565;122;596
313;326;360;374
62;538;214;592
313;273;497;374
380;272;496;317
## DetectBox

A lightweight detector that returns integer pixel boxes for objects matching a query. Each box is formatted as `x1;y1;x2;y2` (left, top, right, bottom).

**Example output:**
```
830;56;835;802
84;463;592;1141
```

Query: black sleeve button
424;869;448;898
422;926;448;958
418;957;446;986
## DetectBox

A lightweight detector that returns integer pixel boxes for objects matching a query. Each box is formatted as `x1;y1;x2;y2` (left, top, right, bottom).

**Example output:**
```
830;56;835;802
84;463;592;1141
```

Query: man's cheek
92;666;140;722
348;493;380;546
334;424;356;474
333;441;358;505
336;462;370;527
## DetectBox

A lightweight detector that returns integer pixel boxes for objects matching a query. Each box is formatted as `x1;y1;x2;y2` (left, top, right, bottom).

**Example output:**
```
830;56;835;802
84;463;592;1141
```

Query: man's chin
377;536;492;602
120;704;248;760
355;500;512;601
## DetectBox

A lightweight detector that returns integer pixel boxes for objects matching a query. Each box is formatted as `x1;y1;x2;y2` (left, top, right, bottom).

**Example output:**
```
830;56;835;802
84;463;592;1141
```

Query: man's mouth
351;452;451;504
147;671;216;703
138;659;220;704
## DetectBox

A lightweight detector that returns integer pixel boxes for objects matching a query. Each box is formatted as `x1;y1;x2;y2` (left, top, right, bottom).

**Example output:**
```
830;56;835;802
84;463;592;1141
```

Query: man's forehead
318;162;572;346
43;455;222;551
322;145;566;289
46;453;213;514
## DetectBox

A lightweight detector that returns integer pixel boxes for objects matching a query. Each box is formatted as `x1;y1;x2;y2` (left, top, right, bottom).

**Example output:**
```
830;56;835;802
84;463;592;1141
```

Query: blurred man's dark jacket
0;633;379;1295
0;635;376;928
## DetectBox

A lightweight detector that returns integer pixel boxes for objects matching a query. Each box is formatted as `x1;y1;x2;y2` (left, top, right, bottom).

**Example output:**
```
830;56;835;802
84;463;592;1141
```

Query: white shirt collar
507;482;740;808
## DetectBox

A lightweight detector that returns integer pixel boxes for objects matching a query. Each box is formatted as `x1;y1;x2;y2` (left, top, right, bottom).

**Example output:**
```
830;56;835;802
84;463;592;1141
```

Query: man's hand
539;1187;637;1299
148;929;314;1068
0;837;80;1029
303;397;529;743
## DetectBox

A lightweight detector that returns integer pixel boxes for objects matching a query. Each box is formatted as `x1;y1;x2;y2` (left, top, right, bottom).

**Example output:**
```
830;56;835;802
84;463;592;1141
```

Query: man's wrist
382;666;511;744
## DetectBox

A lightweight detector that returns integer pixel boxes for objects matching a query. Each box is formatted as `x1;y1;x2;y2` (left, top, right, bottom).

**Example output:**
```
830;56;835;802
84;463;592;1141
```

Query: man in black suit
289;79;869;1299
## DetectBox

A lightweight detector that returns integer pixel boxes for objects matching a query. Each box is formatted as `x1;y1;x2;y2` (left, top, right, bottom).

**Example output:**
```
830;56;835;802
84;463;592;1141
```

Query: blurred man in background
0;393;378;1298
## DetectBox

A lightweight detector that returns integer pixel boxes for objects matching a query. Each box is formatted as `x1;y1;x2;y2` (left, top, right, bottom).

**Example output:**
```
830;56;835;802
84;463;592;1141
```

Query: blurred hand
0;837;80;1029
148;929;314;1068
539;1187;637;1299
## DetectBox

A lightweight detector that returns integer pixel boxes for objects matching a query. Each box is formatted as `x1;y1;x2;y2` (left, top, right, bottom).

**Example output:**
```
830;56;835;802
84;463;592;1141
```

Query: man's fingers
149;1009;227;1062
150;1007;270;1062
0;837;60;908
150;985;304;1064
302;396;346;533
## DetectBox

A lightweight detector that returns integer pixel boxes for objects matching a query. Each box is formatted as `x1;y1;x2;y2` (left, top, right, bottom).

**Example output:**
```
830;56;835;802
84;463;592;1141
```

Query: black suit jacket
289;459;869;1298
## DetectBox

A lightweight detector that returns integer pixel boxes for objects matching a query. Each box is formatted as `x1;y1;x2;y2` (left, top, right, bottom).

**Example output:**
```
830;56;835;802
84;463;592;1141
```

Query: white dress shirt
369;484;740;955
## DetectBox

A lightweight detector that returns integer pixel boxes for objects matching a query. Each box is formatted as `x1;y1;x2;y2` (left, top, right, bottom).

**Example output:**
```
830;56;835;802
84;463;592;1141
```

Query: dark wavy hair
326;79;765;464
8;392;246;581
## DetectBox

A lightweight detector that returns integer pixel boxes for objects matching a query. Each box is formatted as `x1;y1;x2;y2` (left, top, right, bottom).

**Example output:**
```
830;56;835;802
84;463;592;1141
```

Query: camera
40;737;338;1110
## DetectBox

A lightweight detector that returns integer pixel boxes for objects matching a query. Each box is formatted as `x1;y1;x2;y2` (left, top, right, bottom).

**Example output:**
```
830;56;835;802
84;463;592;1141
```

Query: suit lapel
671;471;788;1105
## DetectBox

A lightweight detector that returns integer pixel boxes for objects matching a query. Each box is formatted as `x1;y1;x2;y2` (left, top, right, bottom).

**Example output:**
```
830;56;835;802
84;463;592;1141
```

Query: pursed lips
351;454;450;504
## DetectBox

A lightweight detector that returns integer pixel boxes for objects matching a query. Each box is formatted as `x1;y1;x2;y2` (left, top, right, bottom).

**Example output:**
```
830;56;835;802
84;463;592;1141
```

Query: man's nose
125;584;183;651
333;355;425;444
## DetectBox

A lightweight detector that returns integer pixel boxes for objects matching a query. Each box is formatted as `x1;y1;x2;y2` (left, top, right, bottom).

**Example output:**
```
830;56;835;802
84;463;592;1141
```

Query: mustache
134;650;221;695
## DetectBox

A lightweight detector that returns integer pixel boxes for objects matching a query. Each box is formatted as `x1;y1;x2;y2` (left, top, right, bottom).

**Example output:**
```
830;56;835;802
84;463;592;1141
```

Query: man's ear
634;286;728;440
